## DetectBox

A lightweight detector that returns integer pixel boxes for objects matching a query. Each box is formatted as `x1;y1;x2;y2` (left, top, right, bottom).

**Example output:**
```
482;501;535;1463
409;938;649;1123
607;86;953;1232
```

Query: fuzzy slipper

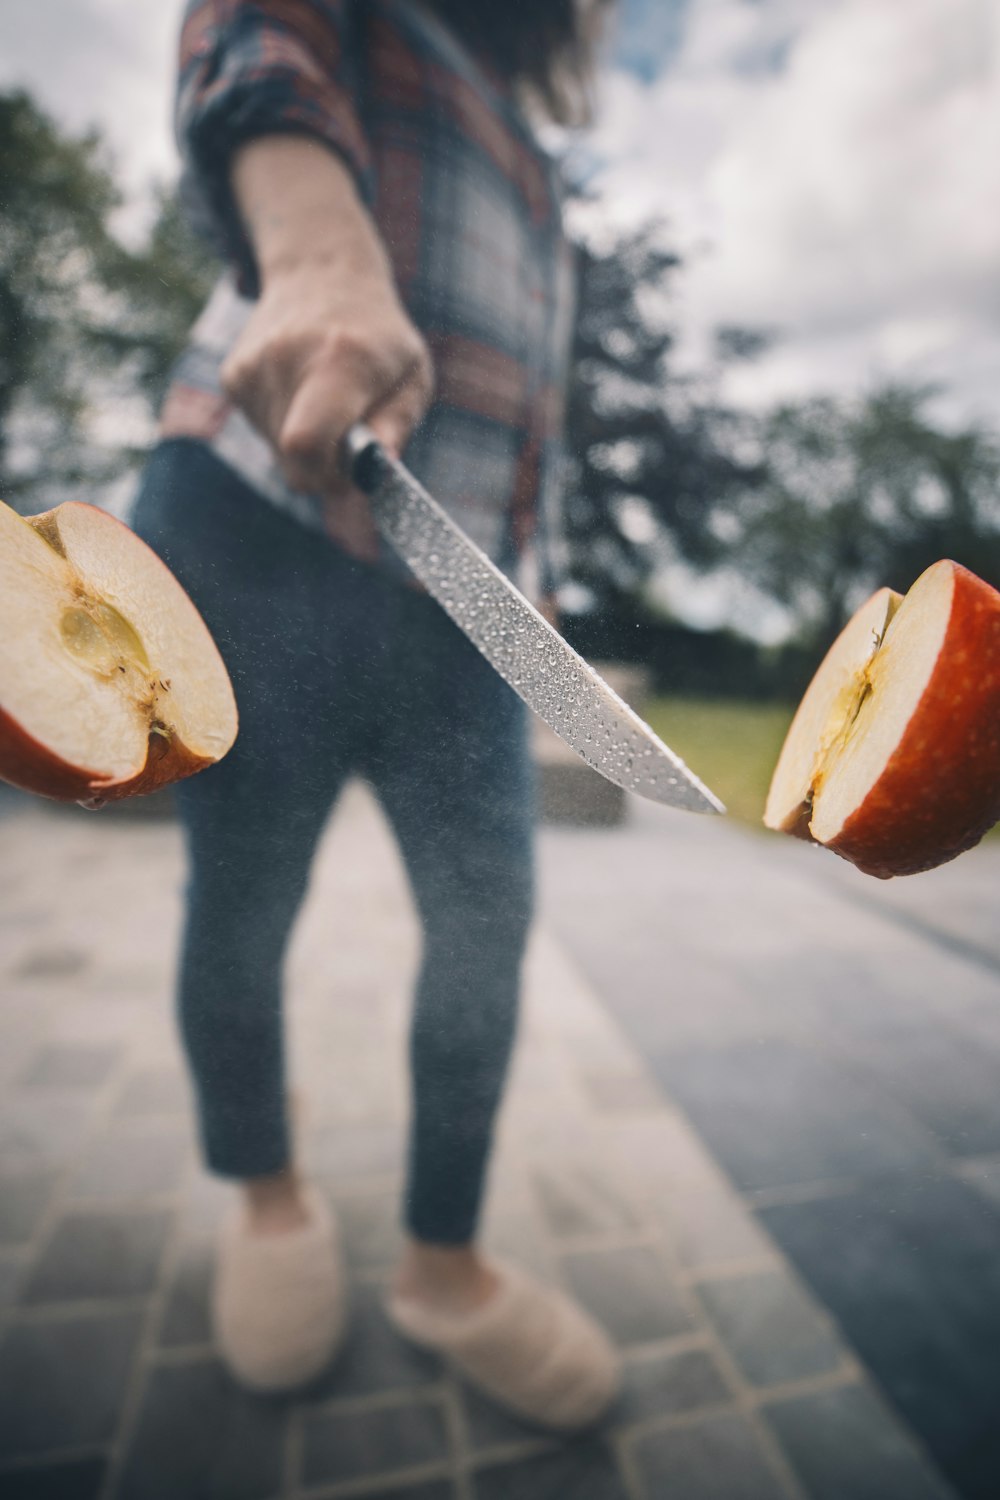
213;1187;346;1392
387;1263;619;1430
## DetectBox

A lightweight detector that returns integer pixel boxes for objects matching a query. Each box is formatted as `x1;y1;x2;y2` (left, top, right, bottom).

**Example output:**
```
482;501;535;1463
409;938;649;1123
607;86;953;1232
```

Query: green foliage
563;216;761;614
647;692;1000;836
0;89;215;512
563;202;1000;662
722;385;1000;650
645;694;796;827
6;87;998;672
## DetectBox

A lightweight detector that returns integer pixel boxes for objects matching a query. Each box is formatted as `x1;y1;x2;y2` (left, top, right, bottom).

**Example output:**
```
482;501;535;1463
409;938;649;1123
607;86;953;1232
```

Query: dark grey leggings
131;440;534;1243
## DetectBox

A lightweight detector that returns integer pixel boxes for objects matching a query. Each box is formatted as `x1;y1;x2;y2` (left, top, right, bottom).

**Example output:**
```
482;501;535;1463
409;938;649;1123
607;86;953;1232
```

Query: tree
727;385;1000;649
0;90;215;514
562;214;761;620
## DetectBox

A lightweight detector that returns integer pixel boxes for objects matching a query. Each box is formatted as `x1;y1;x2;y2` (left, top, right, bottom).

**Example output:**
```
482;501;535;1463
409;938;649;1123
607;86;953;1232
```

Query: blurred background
2;3;1000;1499
3;0;1000;820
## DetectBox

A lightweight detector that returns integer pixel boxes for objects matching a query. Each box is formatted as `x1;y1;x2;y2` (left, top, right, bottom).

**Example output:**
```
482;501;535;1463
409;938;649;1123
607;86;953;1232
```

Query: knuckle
219;354;247;397
278;424;314;464
324;327;374;372
266;331;300;367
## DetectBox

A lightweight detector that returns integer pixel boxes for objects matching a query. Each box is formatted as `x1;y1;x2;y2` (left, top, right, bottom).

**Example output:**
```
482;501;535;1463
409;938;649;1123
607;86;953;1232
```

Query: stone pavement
0;780;974;1500
540;797;1000;1500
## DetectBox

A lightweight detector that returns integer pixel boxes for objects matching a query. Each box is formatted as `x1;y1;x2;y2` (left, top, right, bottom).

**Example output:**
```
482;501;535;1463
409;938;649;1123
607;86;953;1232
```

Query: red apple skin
0;706;214;807
823;563;1000;878
0;500;237;807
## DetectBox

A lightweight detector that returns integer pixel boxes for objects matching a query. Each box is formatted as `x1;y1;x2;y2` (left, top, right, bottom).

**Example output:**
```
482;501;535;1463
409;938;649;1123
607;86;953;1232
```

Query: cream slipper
386;1263;619;1430
213;1187;346;1392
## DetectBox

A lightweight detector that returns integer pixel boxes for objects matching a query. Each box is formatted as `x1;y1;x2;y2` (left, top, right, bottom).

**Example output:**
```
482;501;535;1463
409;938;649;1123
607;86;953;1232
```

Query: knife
345;424;725;815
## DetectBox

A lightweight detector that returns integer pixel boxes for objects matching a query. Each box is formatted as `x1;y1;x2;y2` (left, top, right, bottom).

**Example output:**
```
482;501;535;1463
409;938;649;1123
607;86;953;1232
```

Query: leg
133;441;352;1185
174;765;333;1181
132;442;369;1386
367;590;534;1251
370;593;618;1427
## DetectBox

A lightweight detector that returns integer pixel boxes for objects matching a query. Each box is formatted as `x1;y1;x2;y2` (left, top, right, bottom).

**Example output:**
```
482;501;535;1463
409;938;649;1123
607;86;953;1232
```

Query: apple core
59;600;150;679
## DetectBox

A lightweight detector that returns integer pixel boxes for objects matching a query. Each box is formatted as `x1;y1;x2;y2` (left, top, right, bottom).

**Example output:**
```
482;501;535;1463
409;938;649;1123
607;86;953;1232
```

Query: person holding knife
132;0;618;1425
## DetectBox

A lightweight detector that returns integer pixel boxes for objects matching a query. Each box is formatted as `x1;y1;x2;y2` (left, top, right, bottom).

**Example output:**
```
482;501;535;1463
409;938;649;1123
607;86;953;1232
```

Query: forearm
176;0;372;295
221;135;432;497
231;135;392;284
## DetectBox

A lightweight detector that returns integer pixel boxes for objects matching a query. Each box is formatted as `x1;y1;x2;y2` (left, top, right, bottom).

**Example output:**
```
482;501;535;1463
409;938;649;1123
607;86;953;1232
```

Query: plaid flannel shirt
158;0;575;594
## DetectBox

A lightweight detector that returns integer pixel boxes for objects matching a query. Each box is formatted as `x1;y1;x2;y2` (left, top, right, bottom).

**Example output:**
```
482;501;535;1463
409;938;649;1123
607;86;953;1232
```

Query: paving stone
955;1155;1000;1208
181;1170;233;1232
0;1456;106;1499
841;1022;1000;1158
655;1040;943;1193
472;1440;629;1500
578;1068;665;1114
0;1172;59;1246
68;1128;189;1201
763;1382;956;1500
307;1280;440;1400
19;1045;120;1091
605;1113;733;1195
0;1102;97;1173
504;1098;604;1160
696;1269;843;1387
480;1205;555;1280
659;1183;777;1273
305;1122;403;1179
559;1245;693;1347
352;1484;456;1500
630;1410;787;1500
758;1172;1000;1500
301;1396;450;1487
618;1346;731;1427
14;946;91;982
458;1378;555;1452
113;1070;189;1118
116;1357;286;1500
335;1189;404;1273
531;1157;640;1240
157;1239;212;1348
22;1208;172;1305
0;1254;25;1308
0;1309;142;1458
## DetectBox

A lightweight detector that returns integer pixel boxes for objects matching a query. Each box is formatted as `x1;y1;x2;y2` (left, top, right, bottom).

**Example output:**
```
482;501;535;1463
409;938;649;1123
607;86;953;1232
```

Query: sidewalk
0;783;962;1499
541;797;1000;1500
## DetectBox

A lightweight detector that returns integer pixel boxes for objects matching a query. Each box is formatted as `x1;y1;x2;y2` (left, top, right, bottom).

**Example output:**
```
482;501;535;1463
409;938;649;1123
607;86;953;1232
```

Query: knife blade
345;424;724;815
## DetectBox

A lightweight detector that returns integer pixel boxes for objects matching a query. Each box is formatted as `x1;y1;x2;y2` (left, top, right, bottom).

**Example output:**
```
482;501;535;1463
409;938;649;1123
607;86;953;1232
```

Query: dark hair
422;0;613;125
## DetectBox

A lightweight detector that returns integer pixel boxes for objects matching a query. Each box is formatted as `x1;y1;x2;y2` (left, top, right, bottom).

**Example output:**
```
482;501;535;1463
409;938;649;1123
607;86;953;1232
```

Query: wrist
232;135;388;285
255;234;388;288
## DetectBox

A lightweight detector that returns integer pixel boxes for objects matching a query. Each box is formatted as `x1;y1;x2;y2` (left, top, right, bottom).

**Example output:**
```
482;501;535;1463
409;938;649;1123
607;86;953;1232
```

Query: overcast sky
3;0;997;432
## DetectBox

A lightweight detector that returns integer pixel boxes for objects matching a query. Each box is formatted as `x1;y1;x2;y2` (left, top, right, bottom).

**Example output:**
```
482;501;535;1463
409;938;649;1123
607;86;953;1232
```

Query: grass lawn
645;695;1000;841
645;696;797;828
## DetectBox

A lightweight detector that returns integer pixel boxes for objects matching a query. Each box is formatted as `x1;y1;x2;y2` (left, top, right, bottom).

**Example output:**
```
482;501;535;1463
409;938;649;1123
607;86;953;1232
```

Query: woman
132;0;618;1426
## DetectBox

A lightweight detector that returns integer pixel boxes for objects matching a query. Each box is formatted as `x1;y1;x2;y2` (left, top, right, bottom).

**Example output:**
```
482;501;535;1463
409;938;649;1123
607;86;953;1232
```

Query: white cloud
5;0;997;428
1;0;178;235
593;0;1000;425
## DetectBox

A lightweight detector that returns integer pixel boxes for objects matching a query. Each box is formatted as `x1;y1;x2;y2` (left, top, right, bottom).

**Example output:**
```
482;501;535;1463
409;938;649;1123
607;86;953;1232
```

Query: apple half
0;498;238;806
765;560;1000;878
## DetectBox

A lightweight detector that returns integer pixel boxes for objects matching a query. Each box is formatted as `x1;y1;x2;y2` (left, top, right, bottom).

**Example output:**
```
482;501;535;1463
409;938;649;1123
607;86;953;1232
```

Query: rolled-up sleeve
177;0;373;295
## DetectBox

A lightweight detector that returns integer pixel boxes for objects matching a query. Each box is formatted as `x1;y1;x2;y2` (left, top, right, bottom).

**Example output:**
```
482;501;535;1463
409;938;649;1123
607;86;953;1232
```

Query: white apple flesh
0;499;238;805
765;560;1000;878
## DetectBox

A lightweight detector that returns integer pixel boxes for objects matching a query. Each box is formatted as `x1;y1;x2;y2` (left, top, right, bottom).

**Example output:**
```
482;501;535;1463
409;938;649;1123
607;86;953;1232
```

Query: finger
318;355;431;541
321;482;382;560
221;334;304;454
365;351;434;459
277;342;375;493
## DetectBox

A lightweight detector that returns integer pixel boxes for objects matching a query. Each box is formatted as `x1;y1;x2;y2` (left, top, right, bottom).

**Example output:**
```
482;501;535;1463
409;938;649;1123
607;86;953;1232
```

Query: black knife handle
344;423;387;494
